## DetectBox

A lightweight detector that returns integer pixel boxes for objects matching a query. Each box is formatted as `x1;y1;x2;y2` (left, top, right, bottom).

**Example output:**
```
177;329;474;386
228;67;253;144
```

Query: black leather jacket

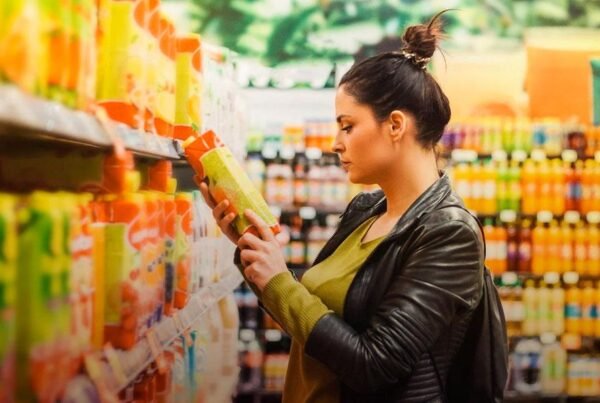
304;173;484;402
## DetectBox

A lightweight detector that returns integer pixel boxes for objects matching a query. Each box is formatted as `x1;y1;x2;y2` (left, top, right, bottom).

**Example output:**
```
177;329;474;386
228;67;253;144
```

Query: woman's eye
341;125;352;133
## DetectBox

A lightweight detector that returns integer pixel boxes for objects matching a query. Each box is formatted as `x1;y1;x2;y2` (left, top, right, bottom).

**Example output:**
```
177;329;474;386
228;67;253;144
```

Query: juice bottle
481;162;496;215
97;0;146;129
183;130;280;237
506;219;519;272
522;280;538;336
594;282;600;337
538;281;551;334
0;1;40;92
581;281;596;337
453;163;471;209
173;33;202;140
573;161;583;212
538;159;552;212
495;222;508;275
496;160;509;212
565;161;577;212
153;15;176;137
470;162;483;214
532;220;548;276
0;194;17;402
574;222;588;275
483;218;497;274
507;160;521;212
521;159;537;215
540;340;566;394
518;219;532;273
140;191;161;326
565;283;582;335
593;161;600;212
546;220;561;274
560;221;574;274
550;282;565;335
586;220;600;276
174;193;192;309
581;160;595;214
550;159;565;216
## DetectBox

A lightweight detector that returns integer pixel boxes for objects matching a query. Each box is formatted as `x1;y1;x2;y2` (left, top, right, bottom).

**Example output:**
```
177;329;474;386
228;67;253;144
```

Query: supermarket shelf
96;269;244;395
504;391;600;402
441;148;596;163
272;204;345;217
0;85;184;160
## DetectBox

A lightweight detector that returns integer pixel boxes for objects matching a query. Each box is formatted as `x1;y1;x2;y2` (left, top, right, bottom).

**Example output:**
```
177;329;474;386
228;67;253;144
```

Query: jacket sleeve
304;217;484;393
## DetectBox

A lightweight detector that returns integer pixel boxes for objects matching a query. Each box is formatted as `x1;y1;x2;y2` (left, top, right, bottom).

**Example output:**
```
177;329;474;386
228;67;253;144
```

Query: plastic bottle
538;281;552;334
453;163;471;210
495;222;508;275
581;282;596;337
538;159;552;212
470;162;483;213
506;220;519;273
565;161;578;212
521;160;537;215
483;218;497;274
496;160;509;212
551;282;565;335
581;160;595;214
513;338;542;393
574;222;588;275
293;154;308;206
565;284;582;335
560;221;575;274
519;219;533;273
595;282;600;338
587;221;600;277
550;159;566;215
522;280;538;336
508;160;522;212
593;161;600;212
532;220;548;276
541;339;566;394
573;161;584;212
481;162;497;215
547;220;562;274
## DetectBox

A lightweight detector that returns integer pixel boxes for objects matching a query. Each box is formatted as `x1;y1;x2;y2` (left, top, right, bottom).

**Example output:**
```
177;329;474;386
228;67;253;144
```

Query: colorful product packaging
174;33;202;140
90;222;106;350
174;193;192;309
0;0;40;92
154;15;176;137
183;130;280;236
0;194;17;403
16;192;75;403
96;0;146;129
73;0;98;110
142;0;161;132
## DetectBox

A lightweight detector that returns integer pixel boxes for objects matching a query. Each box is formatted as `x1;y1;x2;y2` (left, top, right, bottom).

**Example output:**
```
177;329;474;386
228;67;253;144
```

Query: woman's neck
378;148;440;219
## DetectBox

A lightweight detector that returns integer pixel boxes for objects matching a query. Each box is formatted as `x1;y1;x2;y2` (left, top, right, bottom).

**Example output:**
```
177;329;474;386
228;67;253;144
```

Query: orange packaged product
153;15;176;137
174;193;192;309
183;130;280;237
173;34;202;141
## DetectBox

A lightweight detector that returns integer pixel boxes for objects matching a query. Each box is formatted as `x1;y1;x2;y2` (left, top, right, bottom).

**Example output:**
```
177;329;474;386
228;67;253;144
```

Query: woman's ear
388;110;408;142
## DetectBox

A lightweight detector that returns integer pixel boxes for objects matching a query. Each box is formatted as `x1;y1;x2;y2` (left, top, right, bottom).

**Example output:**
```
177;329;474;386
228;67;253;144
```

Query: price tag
536;211;553;223
299;206;317;220
501;272;518;286
544;272;560;285
561;149;578;163
531;149;547;161
511;150;527;162
491;150;508;162
499;210;517;223
84;353;119;403
103;345;128;387
146;329;167;374
563;271;580;285
587;212;600;224
564;211;581;224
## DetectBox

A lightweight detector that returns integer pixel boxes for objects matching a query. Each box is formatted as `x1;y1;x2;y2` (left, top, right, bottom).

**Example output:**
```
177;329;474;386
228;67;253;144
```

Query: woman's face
333;86;398;185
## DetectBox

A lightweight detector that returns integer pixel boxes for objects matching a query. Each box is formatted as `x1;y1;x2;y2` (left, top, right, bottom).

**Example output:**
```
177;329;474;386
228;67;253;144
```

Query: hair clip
400;50;430;70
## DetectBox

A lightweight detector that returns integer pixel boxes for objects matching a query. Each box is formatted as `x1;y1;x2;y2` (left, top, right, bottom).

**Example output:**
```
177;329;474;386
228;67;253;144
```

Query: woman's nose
332;133;345;153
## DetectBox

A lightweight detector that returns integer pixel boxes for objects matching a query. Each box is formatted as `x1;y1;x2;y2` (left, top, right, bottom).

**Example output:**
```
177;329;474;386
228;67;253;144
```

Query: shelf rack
0;85;184;160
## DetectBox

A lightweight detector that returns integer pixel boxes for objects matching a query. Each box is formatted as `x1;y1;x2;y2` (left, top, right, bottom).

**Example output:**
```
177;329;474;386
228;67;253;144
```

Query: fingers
240;248;260;267
238;232;264;251
213;199;231;221
244;209;274;241
198;182;216;209
243;264;257;283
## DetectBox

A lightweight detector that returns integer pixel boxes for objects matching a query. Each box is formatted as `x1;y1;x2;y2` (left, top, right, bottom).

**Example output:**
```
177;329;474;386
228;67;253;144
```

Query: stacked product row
442;118;600;157
0;154;237;402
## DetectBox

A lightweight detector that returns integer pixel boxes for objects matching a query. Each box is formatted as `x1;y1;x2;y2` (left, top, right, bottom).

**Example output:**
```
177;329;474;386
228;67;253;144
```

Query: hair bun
401;10;447;62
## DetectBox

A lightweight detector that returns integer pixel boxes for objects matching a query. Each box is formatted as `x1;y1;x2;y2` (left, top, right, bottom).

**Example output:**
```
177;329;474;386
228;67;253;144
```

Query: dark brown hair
339;11;451;149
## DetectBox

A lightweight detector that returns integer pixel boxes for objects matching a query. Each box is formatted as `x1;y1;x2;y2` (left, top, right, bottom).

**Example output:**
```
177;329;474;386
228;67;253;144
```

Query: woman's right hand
197;178;240;244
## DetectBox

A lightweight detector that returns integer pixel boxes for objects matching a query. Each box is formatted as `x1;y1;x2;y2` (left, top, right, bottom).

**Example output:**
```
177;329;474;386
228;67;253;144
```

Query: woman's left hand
238;209;288;291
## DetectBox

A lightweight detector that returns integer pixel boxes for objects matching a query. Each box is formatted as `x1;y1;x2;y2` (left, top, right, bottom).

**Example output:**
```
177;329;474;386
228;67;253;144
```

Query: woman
201;13;484;403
